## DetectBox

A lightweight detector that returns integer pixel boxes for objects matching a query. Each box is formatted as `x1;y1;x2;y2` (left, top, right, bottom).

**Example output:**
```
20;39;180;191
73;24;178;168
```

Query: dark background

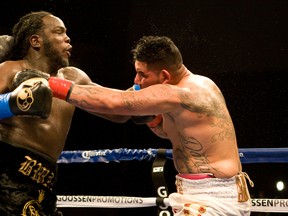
1;0;287;215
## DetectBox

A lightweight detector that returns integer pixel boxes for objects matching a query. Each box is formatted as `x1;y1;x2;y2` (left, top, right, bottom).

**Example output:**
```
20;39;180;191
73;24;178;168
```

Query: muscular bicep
0;62;20;92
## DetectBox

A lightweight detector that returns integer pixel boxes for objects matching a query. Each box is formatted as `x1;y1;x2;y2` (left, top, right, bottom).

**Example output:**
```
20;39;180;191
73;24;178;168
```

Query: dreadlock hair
11;11;52;60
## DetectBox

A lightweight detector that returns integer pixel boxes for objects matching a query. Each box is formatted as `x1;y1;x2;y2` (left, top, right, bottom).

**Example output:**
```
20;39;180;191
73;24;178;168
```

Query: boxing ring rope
57;148;288;213
57;148;288;164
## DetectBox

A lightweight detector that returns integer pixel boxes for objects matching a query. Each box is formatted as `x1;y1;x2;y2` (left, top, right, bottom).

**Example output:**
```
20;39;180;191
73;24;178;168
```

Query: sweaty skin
66;63;242;178
0;62;91;161
0;15;92;161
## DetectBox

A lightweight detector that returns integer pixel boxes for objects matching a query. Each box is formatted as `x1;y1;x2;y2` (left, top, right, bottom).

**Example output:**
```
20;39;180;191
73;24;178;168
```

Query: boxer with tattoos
17;36;254;215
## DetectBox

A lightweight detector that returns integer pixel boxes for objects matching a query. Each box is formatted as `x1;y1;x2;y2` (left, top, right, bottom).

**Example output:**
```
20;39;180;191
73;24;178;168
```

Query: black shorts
0;141;62;216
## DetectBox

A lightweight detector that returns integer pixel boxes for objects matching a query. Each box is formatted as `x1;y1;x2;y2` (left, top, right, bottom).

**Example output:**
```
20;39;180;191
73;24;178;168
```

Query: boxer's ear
160;69;171;84
30;34;41;48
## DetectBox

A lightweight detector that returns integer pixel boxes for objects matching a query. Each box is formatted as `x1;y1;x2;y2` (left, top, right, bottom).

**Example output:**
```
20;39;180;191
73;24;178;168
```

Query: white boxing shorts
169;172;253;216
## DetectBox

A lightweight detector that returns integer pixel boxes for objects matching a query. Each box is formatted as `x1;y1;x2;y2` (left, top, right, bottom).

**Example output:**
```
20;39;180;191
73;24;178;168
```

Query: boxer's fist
12;69;50;89
132;84;141;91
4;78;52;119
12;69;74;101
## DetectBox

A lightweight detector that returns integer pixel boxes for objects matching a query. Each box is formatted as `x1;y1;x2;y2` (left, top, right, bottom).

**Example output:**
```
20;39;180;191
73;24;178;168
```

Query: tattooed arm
66;83;181;116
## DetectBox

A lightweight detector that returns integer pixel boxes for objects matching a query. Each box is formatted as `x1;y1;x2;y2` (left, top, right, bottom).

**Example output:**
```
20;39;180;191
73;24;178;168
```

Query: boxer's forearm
67;84;128;114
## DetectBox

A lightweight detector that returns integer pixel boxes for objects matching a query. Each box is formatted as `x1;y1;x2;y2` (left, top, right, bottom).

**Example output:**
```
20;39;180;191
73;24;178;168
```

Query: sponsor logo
252;199;288;207
57;196;144;204
82;151;106;159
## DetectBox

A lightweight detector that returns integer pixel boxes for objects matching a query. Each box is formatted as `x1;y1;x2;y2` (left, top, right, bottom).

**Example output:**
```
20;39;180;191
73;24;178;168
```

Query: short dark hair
131;36;183;72
11;11;52;59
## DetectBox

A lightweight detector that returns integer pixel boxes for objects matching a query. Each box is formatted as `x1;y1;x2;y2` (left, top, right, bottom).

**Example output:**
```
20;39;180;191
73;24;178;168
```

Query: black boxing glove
12;69;74;101
12;69;50;87
0;78;52;119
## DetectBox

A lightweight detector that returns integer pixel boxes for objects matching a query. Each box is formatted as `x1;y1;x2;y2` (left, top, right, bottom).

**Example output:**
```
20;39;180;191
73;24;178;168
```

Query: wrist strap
147;114;163;128
48;77;74;100
0;93;13;119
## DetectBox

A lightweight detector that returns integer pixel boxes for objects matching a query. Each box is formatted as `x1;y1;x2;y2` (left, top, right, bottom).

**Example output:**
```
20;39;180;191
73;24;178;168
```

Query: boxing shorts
169;172;253;215
0;141;62;216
